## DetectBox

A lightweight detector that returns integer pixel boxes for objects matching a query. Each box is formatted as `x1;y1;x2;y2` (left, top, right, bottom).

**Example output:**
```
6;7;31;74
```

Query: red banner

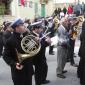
20;0;25;6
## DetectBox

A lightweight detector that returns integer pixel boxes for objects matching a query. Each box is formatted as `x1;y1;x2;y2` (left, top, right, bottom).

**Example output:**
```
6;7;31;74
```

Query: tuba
16;34;41;63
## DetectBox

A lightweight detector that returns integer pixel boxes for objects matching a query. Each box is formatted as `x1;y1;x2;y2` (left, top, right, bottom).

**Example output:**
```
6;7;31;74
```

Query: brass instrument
16;31;51;63
77;16;84;22
16;35;41;63
72;16;84;39
53;16;59;31
21;35;41;54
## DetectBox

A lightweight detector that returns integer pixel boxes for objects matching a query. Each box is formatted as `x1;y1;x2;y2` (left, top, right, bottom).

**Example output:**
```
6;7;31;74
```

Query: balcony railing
40;0;48;4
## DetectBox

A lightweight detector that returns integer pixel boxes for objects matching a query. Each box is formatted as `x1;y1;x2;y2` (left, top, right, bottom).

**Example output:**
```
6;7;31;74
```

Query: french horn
16;31;51;63
16;35;41;63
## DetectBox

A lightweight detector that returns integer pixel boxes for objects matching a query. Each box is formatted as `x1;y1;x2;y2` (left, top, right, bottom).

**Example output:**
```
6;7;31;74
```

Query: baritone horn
72;16;84;39
77;16;84;22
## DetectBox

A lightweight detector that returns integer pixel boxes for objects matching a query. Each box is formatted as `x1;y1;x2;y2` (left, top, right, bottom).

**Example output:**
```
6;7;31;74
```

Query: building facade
10;0;54;19
54;0;85;9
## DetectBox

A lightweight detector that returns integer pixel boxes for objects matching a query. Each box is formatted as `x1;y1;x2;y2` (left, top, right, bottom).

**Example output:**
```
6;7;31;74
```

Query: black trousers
0;33;3;56
49;45;54;53
0;38;3;56
77;58;82;78
69;39;75;64
34;57;48;85
0;43;3;56
77;58;85;85
11;61;33;85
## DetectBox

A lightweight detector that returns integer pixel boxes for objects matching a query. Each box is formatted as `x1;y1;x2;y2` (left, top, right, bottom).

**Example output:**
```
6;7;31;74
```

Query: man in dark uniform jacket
3;19;34;85
67;18;78;67
32;24;51;85
77;20;85;85
0;31;3;56
0;21;12;57
3;22;13;45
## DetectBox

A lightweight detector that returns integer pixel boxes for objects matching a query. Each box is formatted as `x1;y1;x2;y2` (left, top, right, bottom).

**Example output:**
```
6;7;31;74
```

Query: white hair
60;17;68;24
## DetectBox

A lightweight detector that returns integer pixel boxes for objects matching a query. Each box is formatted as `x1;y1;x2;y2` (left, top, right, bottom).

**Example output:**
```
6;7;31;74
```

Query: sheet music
51;35;58;46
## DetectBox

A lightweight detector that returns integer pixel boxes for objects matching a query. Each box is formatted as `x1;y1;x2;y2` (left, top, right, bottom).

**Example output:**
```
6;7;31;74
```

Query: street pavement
0;39;81;85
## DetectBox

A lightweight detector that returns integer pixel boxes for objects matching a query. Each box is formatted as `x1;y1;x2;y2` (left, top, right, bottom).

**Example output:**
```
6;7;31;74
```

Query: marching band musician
3;19;34;85
68;17;79;67
32;23;51;85
3;21;13;46
48;18;55;55
24;19;32;31
0;21;12;57
78;20;85;85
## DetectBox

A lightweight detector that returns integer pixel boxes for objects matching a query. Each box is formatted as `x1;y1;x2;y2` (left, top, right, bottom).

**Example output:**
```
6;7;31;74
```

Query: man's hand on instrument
71;36;76;40
35;37;41;42
45;37;51;44
16;63;23;70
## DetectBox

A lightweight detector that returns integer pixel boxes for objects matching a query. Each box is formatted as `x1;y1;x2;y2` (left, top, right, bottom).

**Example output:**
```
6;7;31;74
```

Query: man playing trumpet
31;24;51;85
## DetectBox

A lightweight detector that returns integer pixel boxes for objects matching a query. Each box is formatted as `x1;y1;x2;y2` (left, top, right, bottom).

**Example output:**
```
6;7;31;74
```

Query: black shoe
66;59;70;62
77;73;80;78
57;74;66;79
80;83;84;85
0;54;2;58
62;70;67;74
77;75;80;78
41;80;50;84
74;55;77;57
